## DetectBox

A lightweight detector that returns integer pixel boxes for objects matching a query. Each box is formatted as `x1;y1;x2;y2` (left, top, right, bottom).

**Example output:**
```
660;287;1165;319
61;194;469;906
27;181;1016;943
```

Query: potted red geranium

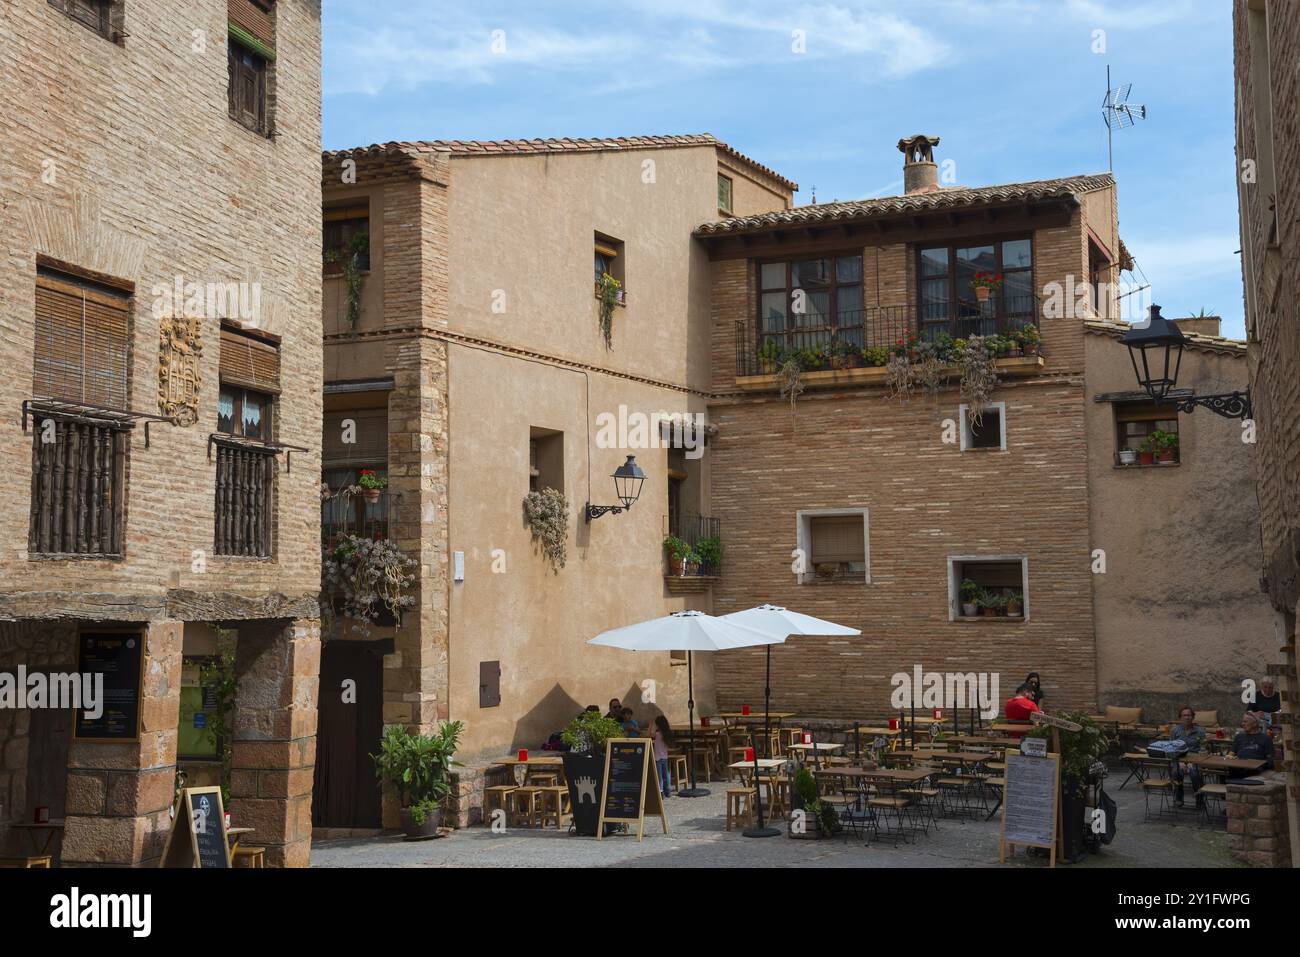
358;469;386;504
972;272;1003;303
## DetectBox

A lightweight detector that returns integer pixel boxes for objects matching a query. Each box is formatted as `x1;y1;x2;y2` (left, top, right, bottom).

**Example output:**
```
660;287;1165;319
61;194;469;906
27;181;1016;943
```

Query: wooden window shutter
219;328;281;394
229;0;274;49
322;409;387;466
810;515;864;564
33;270;131;410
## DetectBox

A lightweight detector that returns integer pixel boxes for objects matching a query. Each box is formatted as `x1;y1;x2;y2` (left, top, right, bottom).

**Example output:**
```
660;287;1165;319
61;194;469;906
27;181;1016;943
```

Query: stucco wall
1083;331;1274;722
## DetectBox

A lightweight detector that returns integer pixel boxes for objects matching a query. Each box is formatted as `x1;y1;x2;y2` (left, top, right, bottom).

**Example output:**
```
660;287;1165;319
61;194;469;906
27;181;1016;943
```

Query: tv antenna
1102;65;1146;170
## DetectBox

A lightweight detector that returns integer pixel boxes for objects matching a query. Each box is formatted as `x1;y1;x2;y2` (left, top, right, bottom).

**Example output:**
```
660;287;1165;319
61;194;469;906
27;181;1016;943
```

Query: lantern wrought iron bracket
584;503;627;522
1168;390;1253;420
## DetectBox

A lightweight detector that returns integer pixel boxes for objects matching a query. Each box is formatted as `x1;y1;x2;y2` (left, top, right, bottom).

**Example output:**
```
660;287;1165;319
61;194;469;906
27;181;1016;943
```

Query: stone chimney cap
898;134;940;164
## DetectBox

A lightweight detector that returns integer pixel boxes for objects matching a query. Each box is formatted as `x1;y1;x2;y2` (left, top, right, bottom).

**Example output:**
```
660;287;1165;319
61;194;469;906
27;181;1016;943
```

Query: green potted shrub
959;578;981;618
1005;591;1024;617
1138;434;1157;466
756;339;782;374
1026;711;1110;863
694;535;724;575
560;710;626;836
371;720;465;839
977;588;1003;618
788;766;841;839
1017;322;1041;357
663;535;691;576
357;468;386;504
862;346;889;368
1150;429;1178;464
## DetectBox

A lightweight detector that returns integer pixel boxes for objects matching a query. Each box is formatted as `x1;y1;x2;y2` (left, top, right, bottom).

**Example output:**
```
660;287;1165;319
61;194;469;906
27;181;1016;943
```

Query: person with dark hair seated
1230;713;1275;777
1168;705;1206;806
1005;683;1040;721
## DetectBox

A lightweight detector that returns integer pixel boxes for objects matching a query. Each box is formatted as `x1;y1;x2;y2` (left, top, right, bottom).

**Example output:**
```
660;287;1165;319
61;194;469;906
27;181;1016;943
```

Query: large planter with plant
693;535;724;576
559;711;625;836
756;340;783;375
788;767;841;839
1025;712;1109;864
371;720;464;840
1150;429;1178;464
663;535;691;576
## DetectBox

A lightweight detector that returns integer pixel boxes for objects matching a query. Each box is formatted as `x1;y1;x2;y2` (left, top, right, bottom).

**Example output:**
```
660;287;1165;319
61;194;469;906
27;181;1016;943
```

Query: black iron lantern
1120;304;1184;401
586;455;646;521
1121;304;1252;419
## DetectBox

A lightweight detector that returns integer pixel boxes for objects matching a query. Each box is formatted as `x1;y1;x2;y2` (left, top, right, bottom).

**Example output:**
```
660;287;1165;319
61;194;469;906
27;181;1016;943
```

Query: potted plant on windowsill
1138;435;1157;466
370;720;464;840
1150;428;1178;464
357;469;386;504
972;271;1003;303
663;535;691;576
1017;322;1041;357
1005;592;1023;617
1118;447;1138;466
756;339;783;375
959;578;981;618
693;535;724;576
977;589;1003;618
559;711;626;836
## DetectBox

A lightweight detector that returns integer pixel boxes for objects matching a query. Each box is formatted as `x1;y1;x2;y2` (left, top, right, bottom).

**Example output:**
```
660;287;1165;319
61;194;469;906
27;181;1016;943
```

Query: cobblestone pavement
311;774;1238;868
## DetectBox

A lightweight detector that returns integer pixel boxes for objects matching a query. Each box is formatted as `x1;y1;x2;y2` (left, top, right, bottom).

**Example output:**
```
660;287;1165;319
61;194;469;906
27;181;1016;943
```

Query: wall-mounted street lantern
585;455;646;522
1121;305;1252;419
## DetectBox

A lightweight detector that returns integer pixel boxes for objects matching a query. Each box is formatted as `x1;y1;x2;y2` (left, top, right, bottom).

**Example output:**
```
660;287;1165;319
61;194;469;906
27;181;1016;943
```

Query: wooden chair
483;784;518;826
0;856;52;868
726;787;756;831
1197;782;1228;824
233;846;266;868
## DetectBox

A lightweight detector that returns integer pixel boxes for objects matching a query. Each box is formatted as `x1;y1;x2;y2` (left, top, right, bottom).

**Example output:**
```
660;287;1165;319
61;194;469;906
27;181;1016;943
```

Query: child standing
653;716;673;798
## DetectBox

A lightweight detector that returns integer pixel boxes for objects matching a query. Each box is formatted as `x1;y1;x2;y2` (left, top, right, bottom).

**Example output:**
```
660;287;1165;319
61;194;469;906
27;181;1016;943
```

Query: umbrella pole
763;644;772;758
678;650;709;797
743;730;780;837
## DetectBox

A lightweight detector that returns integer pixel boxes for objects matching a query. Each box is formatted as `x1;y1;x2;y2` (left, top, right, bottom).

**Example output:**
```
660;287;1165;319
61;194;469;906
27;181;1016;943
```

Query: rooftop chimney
898;134;941;195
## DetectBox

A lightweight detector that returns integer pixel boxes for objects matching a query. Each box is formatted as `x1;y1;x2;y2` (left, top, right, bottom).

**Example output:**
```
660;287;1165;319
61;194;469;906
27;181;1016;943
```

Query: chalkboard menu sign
596;738;668;841
74;630;145;742
999;751;1060;867
160;787;231;869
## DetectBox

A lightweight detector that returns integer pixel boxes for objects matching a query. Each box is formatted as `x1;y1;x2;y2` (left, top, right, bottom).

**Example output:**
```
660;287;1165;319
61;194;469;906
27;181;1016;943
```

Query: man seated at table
1250;677;1281;728
1230;713;1275;777
1168;705;1206;806
1004;683;1040;721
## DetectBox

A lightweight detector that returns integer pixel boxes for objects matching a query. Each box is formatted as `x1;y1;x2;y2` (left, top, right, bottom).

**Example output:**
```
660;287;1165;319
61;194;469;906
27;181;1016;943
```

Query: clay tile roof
1084;317;1247;356
694;172;1115;236
323;134;798;190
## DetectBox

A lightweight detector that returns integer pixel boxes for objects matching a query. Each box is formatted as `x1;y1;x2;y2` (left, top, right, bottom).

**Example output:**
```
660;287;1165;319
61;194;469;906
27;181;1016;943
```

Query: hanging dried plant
778;358;805;430
523;487;569;572
913;338;948;400
959;334;999;426
884;354;914;403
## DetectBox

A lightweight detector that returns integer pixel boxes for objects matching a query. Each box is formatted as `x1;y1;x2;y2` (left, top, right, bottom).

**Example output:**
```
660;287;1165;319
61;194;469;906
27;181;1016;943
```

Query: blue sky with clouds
322;0;1246;337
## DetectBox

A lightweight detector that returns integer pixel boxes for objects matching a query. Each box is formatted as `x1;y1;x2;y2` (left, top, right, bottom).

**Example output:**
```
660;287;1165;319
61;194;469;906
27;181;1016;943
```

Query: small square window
797;509;869;584
949;557;1028;621
529;427;564;494
959;402;1006;451
718;173;734;214
1114;402;1179;466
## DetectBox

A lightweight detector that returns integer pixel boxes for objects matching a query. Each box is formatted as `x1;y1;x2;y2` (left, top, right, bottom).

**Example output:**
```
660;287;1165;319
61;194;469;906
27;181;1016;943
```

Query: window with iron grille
213;326;279;557
48;0;113;39
28;412;129;558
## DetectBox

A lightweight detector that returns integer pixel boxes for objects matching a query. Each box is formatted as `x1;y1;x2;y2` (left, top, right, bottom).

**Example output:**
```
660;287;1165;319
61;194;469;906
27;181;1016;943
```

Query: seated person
1231;713;1275;776
605;698;622;721
620;707;641;737
1250;677;1281;727
1005;683;1040;721
1168;706;1206;805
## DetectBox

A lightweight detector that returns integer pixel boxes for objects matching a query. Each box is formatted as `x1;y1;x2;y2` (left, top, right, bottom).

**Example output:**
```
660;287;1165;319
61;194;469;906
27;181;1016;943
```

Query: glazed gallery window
918;237;1034;340
758;254;864;341
797;509;869;584
29;265;132;558
48;0;112;39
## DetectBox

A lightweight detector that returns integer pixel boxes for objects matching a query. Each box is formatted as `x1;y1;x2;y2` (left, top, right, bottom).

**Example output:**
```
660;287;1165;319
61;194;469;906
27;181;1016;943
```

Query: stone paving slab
311;775;1239;868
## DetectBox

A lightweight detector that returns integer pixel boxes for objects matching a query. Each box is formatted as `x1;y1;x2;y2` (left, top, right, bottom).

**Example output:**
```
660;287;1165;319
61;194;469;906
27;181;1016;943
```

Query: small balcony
734;303;1045;388
663;512;722;595
321;487;396;550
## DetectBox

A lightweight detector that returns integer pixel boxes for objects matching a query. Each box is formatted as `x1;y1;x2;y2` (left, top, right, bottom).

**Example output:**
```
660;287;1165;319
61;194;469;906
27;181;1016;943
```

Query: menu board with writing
159;787;231;869
999;752;1060;866
596;738;668;841
74;630;144;742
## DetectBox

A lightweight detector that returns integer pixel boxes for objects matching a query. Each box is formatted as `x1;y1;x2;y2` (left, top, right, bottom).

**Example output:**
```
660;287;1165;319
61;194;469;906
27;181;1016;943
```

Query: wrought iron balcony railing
735;299;1043;378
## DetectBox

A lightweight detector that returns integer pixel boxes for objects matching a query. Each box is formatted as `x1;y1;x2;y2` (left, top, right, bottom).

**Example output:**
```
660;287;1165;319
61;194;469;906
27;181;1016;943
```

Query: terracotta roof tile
1084;317;1246;355
322;134;798;190
694;172;1115;236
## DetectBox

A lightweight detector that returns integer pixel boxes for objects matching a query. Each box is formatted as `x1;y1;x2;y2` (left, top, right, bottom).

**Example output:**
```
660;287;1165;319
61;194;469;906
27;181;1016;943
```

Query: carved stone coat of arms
158;316;203;426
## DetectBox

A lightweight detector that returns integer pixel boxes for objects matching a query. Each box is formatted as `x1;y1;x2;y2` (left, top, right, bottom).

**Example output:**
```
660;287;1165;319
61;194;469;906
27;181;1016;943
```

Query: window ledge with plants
663;534;723;592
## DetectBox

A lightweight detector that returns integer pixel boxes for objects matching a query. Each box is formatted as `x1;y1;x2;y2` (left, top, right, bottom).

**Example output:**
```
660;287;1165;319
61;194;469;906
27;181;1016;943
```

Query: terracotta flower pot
668;557;683;576
1156;449;1176;464
1006;601;1023;617
364;488;382;504
974;286;991;302
1138;451;1155;466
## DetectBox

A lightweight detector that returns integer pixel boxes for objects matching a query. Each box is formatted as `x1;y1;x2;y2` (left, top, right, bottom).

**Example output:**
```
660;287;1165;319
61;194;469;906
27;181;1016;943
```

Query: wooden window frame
947;555;1029;622
1114;401;1180;466
49;0;113;40
718;173;734;214
227;36;268;136
756;252;865;338
917;235;1034;340
217;384;274;442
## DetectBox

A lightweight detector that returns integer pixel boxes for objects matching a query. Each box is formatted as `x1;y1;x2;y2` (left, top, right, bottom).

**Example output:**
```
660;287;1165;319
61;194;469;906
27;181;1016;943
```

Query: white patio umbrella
588;610;781;797
720;604;861;762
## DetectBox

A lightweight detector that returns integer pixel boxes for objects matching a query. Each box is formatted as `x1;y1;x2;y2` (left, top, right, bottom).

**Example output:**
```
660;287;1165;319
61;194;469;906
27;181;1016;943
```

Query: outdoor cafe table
227;826;255;855
1184;754;1268;775
990;721;1031;734
946;735;1020;747
490;755;566;785
716;712;796;723
11;820;64;856
728;758;786;771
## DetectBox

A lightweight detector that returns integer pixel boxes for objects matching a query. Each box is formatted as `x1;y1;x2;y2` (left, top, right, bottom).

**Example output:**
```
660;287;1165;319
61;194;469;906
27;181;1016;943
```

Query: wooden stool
0;856;52;868
667;753;688;788
535;785;570;830
233;846;265;868
726;787;756;831
511;786;542;827
528;771;559;787
483;784;518;825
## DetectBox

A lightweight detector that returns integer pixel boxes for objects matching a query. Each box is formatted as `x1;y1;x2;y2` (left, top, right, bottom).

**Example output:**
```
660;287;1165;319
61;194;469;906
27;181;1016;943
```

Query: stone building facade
1233;0;1300;866
0;0;323;866
316;136;793;828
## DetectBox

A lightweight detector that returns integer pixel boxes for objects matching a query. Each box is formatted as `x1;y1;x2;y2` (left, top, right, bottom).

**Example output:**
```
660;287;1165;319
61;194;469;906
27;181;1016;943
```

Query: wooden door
312;640;386;828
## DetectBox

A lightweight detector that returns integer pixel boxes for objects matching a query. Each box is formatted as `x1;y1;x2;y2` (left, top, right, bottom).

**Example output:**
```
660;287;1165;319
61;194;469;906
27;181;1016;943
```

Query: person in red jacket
1005;683;1041;721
